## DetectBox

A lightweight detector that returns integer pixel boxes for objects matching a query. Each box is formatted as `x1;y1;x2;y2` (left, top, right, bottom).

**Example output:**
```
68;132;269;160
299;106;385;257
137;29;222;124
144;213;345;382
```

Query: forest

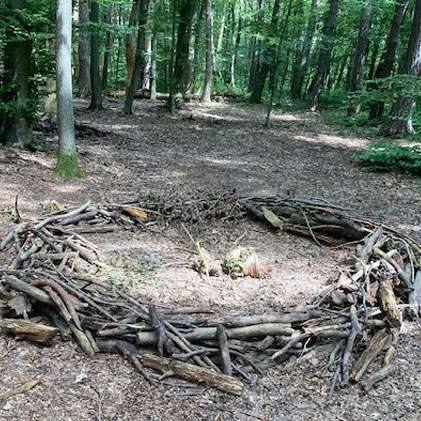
0;0;420;420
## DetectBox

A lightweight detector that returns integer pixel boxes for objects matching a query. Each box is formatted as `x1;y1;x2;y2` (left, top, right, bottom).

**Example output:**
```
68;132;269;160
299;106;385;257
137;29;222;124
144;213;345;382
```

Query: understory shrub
358;141;421;175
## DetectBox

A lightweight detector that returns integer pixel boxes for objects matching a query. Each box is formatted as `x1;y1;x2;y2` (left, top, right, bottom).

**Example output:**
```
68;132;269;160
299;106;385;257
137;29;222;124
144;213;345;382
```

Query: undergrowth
358;141;421;175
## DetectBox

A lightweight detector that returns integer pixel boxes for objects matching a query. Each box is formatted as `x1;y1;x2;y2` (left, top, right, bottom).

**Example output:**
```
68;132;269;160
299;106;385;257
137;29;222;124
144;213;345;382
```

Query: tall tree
55;0;82;178
307;0;339;111
369;0;408;120
170;0;200;109
291;0;319;101
201;0;213;102
88;1;103;110
249;0;281;104
78;0;91;97
381;0;421;135
248;0;266;93
123;0;148;114
347;0;371;116
125;0;140;91
101;3;114;90
0;0;33;148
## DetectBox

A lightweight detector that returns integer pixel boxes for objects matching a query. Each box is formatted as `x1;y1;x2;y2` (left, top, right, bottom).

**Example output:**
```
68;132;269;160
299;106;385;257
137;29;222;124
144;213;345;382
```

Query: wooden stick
138;354;243;395
342;305;362;384
216;325;232;375
350;328;389;382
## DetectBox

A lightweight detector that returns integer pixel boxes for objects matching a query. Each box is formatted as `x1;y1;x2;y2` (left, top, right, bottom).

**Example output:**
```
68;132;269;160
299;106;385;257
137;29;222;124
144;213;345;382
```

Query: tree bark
56;0;82;178
0;0;33;148
347;1;371;115
248;0;266;93
369;0;408;120
78;0;91;97
150;33;158;99
170;0;200;109
381;0;421;135
201;0;213;102
88;1;103;110
307;0;339;111
291;0;319;101
123;0;148;114
125;0;140;92
102;3;114;90
249;0;281;104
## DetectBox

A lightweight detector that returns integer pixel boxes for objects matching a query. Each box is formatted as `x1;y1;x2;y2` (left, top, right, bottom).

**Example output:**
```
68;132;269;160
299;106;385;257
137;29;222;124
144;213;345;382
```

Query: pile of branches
0;196;420;397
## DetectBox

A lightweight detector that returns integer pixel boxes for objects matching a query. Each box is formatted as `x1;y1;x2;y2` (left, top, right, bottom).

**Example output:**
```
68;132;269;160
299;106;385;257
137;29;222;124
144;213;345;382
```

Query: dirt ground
0;98;420;421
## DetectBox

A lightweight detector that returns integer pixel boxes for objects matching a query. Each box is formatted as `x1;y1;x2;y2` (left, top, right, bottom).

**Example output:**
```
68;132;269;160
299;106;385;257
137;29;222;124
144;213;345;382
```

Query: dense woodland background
0;0;420;177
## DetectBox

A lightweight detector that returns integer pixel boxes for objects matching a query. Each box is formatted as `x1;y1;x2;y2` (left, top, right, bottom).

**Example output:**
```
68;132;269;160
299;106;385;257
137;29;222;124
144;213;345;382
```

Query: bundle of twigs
0;196;420;397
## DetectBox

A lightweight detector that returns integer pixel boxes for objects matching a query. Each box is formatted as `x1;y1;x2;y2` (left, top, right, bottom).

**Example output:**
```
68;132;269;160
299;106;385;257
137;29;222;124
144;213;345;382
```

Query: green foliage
2;203;24;221
38;199;60;211
358;141;421;175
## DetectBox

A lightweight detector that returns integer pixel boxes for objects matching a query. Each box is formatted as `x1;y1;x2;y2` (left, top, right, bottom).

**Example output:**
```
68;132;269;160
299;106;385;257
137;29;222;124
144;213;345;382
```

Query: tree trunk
201;0;213;102
88;1;103;110
369;0;408;120
214;0;226;75
190;1;205;93
102;3;114;90
367;41;379;81
348;1;371;116
307;0;339;111
150;33;158;99
125;0;140;92
170;0;200;109
249;0;281;104
381;0;421;135
0;0;33;148
229;3;236;89
78;0;91;97
123;0;148;114
290;0;319;101
56;0;82;178
248;0;266;93
168;0;177;113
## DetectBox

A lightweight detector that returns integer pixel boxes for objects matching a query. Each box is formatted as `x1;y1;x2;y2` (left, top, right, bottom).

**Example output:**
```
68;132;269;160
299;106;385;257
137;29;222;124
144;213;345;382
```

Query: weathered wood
0;319;58;345
200;311;326;327
138;353;243;395
216;325;232;375
68;323;95;357
136;323;294;345
363;364;394;392
350;328;389;382
409;270;421;311
342;305;362;384
4;276;53;305
378;271;402;328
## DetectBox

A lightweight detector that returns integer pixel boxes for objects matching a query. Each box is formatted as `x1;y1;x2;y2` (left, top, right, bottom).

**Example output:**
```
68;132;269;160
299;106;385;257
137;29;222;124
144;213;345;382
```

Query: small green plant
2;203;21;220
38;199;60;211
357;141;421;175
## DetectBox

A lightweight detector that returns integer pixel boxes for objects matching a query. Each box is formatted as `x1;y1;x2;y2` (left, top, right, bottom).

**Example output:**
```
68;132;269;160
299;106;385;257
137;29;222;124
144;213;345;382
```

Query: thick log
136;323;294;346
0;319;58;345
4;276;53;305
350;328;389;382
138;353;243;395
378;271;402;328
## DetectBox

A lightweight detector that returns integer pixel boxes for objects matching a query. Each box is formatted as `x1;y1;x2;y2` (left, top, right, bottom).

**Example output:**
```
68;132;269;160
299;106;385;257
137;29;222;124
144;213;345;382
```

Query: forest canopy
0;0;420;176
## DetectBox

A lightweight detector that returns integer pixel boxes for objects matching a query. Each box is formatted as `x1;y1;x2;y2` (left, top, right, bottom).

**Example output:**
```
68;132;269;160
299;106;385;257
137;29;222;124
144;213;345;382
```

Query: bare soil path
0;99;420;420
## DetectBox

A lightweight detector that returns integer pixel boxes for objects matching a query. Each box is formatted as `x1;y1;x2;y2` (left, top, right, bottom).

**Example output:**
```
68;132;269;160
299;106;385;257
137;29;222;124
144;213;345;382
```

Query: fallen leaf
0;379;39;400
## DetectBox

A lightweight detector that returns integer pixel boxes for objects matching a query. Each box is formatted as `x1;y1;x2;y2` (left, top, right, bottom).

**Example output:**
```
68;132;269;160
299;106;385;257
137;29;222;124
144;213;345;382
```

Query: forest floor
0;98;420;421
